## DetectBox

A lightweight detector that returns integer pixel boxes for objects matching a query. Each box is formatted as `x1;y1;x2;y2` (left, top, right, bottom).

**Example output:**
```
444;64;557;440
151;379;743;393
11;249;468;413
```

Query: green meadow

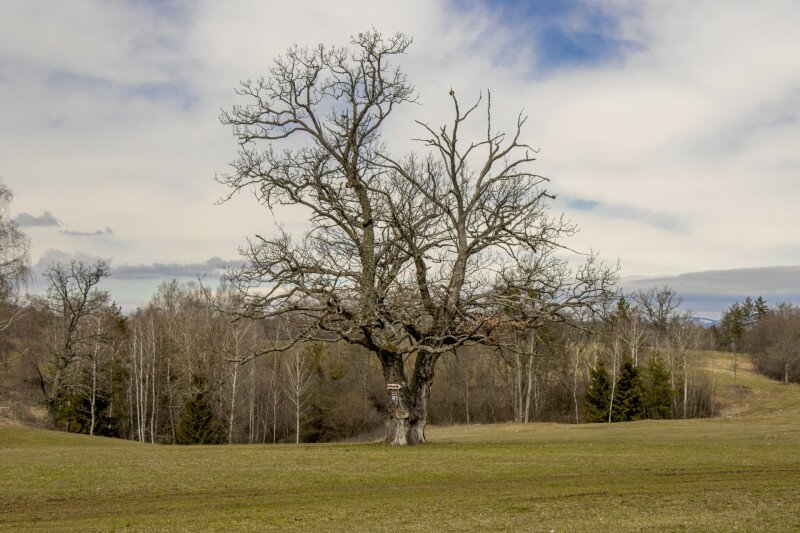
2;352;799;532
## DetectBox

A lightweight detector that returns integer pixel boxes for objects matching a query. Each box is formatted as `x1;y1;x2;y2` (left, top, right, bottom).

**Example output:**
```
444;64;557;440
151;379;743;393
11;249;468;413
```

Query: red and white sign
386;383;401;390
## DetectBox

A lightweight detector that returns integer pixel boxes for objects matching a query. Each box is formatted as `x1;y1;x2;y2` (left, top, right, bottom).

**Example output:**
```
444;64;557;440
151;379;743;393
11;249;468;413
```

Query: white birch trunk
149;319;157;444
228;360;239;444
90;353;97;436
248;361;255;444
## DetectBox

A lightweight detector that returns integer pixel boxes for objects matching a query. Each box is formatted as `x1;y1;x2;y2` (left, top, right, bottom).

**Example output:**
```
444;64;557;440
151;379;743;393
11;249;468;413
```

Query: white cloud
2;0;799;294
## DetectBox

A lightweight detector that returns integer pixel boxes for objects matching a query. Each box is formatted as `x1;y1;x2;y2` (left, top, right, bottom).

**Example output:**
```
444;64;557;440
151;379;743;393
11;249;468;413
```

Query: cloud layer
621;266;800;319
30;250;242;310
3;0;800;300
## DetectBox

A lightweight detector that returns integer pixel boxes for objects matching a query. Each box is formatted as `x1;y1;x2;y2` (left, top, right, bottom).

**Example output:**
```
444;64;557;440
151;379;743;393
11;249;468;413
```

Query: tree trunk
383;351;437;446
514;350;523;423
47;364;63;427
228;361;239;444
90;355;97;436
572;345;581;424
248;361;255;444
462;350;470;425
608;338;620;423
523;336;535;423
682;353;688;419
166;355;177;444
295;393;300;444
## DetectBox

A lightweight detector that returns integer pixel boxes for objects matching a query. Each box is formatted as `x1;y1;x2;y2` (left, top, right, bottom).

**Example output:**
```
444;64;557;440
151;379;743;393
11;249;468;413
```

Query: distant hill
691;317;718;328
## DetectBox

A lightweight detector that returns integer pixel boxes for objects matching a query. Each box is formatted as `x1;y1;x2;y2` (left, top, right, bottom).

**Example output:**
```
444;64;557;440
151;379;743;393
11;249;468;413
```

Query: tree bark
682;352;688;419
90;355;97;436
524;337;534;423
46;364;63;427
383;351;436;445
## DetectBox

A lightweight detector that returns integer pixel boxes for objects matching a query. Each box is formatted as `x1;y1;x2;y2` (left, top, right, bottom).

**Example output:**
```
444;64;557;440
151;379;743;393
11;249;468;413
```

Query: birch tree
0;180;30;331
85;308;120;436
284;348;314;444
669;312;704;419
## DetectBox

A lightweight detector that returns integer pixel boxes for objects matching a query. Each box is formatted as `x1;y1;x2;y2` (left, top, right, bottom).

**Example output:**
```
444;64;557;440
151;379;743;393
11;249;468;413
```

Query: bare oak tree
219;31;613;444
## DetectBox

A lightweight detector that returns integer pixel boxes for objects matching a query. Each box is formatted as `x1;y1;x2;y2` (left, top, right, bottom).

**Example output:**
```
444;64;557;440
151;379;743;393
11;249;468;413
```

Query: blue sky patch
453;0;644;75
563;195;685;232
565;197;600;211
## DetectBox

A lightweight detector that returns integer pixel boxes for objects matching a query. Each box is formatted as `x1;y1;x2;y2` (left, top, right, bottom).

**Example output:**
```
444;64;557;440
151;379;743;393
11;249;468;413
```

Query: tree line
0;234;719;444
713;296;800;385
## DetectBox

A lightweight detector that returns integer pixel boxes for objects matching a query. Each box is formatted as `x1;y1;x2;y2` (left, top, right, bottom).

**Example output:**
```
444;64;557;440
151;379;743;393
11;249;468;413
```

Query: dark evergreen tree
754;296;769;321
716;296;770;351
611;357;642;422
176;376;223;445
716;302;746;351
641;354;673;420
583;360;611;423
741;297;756;330
54;394;118;437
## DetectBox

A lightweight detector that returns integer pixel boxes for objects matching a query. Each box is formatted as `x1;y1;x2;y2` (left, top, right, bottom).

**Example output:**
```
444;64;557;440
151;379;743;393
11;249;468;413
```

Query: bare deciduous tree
633;284;683;349
284;348;314;444
669;312;704;419
748;303;800;384
41;259;109;426
493;256;618;423
0;180;30;331
219;31;614;444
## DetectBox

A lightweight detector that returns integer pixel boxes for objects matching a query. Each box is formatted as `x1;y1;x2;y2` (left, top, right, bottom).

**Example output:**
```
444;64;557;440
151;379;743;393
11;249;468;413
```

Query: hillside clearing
1;352;799;532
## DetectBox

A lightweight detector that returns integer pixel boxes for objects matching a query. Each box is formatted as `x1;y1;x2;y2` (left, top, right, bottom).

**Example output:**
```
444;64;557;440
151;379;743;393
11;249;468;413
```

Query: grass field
2;352;799;532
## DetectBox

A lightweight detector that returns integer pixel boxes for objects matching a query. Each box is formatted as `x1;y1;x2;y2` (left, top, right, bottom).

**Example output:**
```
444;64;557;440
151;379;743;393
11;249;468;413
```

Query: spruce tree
611;357;642;422
641;354;674;420
717;303;745;351
176;376;223;445
754;296;769;321
583;360;611;423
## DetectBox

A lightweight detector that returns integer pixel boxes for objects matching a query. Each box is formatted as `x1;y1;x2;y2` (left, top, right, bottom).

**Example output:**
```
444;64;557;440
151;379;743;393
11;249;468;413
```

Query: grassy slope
1;352;799;532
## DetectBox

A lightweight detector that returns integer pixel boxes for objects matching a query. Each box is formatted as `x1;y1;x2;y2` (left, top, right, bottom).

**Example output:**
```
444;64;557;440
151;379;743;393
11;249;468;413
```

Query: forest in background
1;258;717;444
4;178;799;444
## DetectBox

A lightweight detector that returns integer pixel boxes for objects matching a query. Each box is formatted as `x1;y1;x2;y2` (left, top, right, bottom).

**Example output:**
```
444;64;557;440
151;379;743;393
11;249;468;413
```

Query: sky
2;0;799;317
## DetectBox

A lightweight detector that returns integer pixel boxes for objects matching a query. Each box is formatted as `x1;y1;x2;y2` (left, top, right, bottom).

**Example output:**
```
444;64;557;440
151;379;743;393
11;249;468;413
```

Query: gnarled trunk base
386;416;427;446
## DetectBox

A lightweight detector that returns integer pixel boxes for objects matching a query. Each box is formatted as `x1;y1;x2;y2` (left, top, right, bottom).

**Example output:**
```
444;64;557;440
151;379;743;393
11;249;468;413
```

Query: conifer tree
717;302;746;351
611;357;642;422
583;360;611;423
754;296;769;321
641;354;673;419
177;375;223;445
